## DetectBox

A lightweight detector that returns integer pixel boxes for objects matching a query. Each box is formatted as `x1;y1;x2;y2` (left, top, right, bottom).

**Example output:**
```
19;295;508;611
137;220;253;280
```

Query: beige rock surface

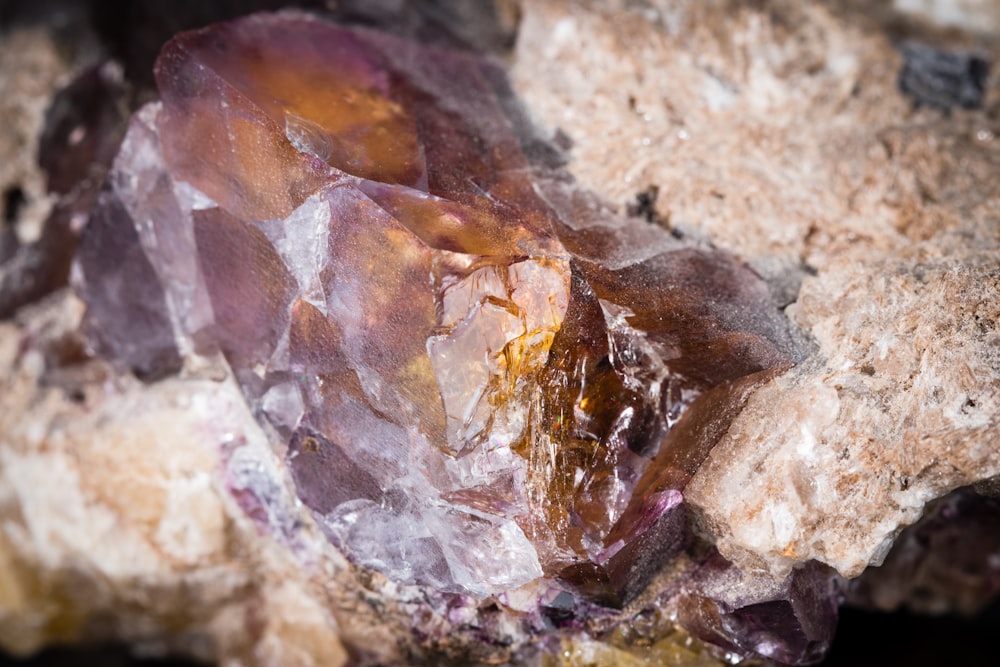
689;249;1000;577
512;0;1000;579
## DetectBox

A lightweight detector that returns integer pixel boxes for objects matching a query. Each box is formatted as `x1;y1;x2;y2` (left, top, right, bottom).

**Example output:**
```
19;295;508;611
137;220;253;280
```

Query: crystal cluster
75;11;811;660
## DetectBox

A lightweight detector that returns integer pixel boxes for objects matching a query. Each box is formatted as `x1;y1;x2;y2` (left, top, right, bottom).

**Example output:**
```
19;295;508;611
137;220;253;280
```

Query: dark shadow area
820;598;1000;666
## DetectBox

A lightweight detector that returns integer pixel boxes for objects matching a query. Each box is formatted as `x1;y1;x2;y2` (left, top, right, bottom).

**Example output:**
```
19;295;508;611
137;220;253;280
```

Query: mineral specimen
3;2;999;665
73;9;815;658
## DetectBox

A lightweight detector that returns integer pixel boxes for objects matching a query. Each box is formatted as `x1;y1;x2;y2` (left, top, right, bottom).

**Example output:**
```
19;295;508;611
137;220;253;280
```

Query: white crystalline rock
686;255;1000;578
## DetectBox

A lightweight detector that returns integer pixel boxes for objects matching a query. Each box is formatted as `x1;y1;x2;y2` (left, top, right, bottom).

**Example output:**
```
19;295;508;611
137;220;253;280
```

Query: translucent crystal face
76;13;803;607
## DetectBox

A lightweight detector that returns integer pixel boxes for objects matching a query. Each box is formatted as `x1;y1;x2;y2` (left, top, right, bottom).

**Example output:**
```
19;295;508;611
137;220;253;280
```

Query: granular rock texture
688;250;1000;579
894;0;1000;33
0;1;999;666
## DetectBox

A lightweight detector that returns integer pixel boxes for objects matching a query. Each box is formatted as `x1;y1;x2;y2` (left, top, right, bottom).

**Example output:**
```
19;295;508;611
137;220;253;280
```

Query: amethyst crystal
74;12;827;663
678;555;839;665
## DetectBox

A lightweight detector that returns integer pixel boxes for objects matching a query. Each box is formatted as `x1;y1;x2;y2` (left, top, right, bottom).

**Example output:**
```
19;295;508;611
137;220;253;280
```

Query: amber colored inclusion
77;13;803;606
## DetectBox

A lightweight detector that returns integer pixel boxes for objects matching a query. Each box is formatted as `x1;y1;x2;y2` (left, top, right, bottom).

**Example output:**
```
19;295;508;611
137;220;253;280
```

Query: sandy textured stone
511;0;909;268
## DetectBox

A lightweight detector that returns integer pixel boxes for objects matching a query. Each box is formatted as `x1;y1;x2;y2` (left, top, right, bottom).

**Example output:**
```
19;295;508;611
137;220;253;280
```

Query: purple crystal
678;555;839;665
73;11;808;659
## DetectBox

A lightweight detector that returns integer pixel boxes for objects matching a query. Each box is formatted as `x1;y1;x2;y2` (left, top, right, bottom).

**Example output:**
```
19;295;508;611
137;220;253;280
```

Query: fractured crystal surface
74;9;809;645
